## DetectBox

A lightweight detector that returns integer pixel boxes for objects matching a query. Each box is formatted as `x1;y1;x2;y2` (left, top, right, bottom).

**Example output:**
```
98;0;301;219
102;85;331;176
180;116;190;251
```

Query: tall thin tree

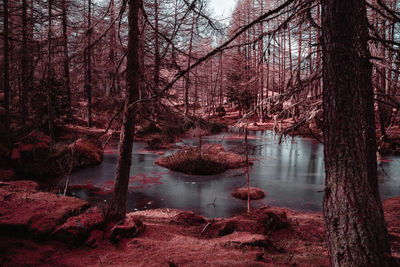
109;0;140;221
47;0;55;151
85;0;93;127
62;0;72;120
3;0;10;134
21;0;28;124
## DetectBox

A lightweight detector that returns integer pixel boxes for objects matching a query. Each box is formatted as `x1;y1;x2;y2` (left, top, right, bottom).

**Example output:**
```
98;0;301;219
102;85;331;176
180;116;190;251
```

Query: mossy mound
232;187;266;200
155;144;251;175
68;138;103;169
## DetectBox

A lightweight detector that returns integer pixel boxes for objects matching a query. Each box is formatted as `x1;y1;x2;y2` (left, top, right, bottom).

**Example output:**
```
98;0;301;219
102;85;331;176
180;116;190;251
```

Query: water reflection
65;131;400;218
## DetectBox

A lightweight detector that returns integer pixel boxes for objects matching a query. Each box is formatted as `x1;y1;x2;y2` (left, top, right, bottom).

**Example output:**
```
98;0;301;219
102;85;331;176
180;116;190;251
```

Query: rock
110;216;145;243
0;181;90;239
68;138;103;169
232;187;266;200
52;207;105;246
170;211;206;226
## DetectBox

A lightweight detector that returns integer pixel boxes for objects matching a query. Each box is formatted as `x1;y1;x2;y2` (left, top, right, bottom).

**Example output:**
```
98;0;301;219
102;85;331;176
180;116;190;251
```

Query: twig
200;222;211;236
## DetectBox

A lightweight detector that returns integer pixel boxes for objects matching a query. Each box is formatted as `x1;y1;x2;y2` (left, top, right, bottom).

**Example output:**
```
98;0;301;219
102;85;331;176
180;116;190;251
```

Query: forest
1;0;400;266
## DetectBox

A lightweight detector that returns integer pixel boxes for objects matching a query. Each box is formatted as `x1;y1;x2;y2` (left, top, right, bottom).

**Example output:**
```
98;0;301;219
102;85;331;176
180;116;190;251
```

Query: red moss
232;187;266;200
0;181;90;238
52;207;105;246
4;180;400;266
69;138;103;168
127;173;165;190
170;211;206;226
155;144;251;175
11;130;51;160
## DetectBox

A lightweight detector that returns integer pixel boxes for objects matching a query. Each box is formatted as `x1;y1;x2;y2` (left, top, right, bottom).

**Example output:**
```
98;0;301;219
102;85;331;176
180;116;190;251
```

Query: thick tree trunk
322;0;390;266
3;0;10;133
109;0;140;221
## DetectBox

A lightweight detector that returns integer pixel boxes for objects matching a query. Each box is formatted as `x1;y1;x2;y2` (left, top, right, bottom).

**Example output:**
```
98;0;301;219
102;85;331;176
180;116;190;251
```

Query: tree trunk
62;0;72;120
109;0;117;96
21;0;28;124
219;51;223;107
3;0;10;133
258;0;264;122
85;0;93;127
109;0;140;221
154;0;160;93
47;0;55;151
193;63;198;115
184;13;195;117
322;0;391;266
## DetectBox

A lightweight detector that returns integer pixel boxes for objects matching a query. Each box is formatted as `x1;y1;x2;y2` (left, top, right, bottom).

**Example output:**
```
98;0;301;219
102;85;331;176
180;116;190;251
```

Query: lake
64;131;400;218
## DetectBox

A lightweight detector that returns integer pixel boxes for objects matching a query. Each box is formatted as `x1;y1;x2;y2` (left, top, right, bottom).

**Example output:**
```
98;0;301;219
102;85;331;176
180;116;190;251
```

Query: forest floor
2;107;400;266
1;180;400;266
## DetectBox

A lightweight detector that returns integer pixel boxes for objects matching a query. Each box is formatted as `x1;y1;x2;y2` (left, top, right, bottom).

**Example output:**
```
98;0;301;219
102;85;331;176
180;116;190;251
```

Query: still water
65;131;400;218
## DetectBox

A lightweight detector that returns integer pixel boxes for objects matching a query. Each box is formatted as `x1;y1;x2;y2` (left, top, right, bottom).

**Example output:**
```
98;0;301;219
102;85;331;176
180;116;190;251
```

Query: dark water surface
64;131;400;218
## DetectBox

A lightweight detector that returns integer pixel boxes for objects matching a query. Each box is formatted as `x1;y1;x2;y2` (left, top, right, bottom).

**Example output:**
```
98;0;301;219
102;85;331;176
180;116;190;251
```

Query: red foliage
127;172;166;190
11;130;50;160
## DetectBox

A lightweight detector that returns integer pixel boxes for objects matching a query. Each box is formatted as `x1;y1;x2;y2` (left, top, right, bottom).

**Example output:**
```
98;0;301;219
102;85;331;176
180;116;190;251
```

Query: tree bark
109;0;140;221
62;0;72;120
154;0;160;93
109;0;117;96
47;0;55;151
3;0;10;133
322;0;391;266
184;13;195;117
85;0;93;127
21;0;28;124
219;51;223;107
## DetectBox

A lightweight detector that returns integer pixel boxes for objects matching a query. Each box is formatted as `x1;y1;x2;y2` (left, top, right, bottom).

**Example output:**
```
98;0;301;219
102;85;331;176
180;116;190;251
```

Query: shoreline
1;179;400;266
